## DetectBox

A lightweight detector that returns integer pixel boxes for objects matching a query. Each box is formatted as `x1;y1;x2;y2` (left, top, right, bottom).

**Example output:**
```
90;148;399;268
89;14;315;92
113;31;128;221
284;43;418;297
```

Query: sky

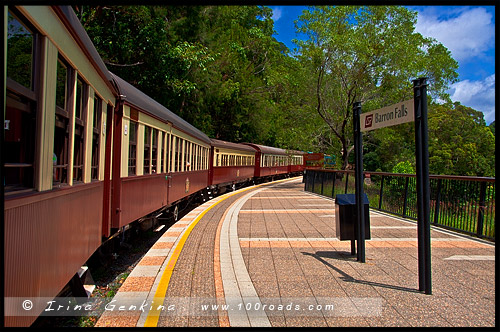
269;6;495;125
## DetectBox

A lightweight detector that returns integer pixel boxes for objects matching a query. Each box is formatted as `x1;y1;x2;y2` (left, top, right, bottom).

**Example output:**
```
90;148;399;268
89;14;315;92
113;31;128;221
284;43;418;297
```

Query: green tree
74;6;214;124
294;6;459;169
428;102;495;176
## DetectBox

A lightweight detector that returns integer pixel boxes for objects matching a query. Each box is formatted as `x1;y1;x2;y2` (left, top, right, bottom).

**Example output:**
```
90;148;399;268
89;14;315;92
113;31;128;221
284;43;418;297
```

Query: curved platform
96;177;495;327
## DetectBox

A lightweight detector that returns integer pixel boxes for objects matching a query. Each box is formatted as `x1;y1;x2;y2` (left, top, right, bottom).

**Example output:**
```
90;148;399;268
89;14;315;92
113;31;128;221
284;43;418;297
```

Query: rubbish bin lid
335;193;369;205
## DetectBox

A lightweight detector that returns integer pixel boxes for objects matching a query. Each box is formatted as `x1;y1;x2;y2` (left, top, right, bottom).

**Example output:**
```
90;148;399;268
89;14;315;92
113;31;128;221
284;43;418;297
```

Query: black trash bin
335;194;371;241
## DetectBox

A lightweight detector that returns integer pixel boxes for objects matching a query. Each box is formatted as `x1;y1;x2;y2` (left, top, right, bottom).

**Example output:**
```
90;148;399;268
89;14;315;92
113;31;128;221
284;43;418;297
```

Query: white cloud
448;74;495;124
415;7;495;63
272;7;282;22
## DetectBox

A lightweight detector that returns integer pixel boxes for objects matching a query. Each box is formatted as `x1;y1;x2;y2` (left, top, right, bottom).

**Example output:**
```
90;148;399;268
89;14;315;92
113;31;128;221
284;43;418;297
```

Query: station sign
360;99;414;132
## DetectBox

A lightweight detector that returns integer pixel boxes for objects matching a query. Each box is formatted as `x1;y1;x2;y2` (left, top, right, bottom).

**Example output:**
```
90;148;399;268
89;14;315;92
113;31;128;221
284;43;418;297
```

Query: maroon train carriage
287;150;305;175
209;139;257;192
4;6;118;327
109;73;212;229
242;143;294;180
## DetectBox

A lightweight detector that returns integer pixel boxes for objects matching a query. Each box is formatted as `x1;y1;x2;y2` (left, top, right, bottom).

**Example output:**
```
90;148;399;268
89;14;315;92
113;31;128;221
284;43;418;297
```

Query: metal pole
477;181;487;238
420;78;432;295
413;78;425;292
402;177;410;218
353;101;366;263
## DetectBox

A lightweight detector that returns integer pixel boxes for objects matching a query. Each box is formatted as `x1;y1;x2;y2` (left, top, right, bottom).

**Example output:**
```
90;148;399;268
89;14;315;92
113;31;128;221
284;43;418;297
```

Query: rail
304;169;495;241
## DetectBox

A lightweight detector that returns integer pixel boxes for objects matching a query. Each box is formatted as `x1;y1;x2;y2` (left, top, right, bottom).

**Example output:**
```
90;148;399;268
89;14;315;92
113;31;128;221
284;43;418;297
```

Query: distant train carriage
242;143;290;179
209;139;256;189
4;6;118;327
303;152;336;169
287;150;305;174
109;73;211;229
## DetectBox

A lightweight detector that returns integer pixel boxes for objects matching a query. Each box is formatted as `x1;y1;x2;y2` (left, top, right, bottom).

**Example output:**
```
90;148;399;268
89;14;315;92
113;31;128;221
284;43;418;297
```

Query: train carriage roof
111;72;211;144
211;139;257;152
242;143;305;156
241;143;288;155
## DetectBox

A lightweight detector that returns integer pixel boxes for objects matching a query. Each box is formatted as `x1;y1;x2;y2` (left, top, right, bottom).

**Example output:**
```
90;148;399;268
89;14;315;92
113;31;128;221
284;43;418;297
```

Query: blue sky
269;6;495;125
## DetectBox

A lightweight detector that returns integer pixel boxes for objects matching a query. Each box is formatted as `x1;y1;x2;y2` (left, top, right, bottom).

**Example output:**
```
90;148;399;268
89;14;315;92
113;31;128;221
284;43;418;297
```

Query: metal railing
304;169;495;241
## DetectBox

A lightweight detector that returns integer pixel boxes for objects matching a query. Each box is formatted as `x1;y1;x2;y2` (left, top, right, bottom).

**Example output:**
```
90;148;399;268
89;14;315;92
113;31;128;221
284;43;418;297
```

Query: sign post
414;78;432;295
352;77;431;294
353;102;366;263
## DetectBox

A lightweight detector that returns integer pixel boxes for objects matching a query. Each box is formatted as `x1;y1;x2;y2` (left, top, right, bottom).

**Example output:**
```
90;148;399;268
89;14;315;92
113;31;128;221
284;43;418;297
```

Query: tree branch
104;61;144;67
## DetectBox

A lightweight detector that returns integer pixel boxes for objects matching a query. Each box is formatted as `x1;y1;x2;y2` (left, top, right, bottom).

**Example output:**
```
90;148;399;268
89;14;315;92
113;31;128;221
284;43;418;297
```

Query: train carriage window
198;145;203;170
189;142;193;170
128;120;137;176
91;96;102;180
171;136;176;172
192;144;197;171
7;10;34;90
177;138;182;172
181;138;186;172
160;132;165;173
197;144;200;171
185;141;191;171
204;147;208;170
5;10;39;192
144;126;151;174
53;57;71;186
166;133;170;173
73;77;87;183
198;145;201;170
192;144;196;171
172;136;177;172
151;128;157;173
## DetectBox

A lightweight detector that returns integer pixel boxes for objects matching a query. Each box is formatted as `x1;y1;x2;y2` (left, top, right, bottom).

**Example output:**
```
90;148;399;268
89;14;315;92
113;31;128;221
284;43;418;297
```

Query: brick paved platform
96;176;495;327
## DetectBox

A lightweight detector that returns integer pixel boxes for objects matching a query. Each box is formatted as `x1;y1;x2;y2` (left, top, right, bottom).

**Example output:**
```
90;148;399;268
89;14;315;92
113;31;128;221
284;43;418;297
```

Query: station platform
96;176;495;327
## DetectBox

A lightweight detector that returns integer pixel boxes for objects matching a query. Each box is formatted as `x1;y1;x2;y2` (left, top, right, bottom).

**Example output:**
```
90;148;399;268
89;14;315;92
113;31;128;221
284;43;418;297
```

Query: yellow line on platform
143;177;297;327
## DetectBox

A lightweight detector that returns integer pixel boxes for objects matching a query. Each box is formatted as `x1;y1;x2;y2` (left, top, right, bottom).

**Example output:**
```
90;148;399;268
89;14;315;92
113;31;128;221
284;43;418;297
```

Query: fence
304;169;495;241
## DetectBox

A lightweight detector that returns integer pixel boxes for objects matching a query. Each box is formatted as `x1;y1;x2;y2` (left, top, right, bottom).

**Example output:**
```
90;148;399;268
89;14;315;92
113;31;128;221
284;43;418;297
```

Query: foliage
74;5;493;177
294;6;459;169
391;161;415;174
427;102;495;176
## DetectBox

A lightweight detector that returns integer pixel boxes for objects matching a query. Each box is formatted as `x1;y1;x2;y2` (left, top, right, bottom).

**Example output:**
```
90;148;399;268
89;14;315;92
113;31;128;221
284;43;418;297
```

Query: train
3;6;306;326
